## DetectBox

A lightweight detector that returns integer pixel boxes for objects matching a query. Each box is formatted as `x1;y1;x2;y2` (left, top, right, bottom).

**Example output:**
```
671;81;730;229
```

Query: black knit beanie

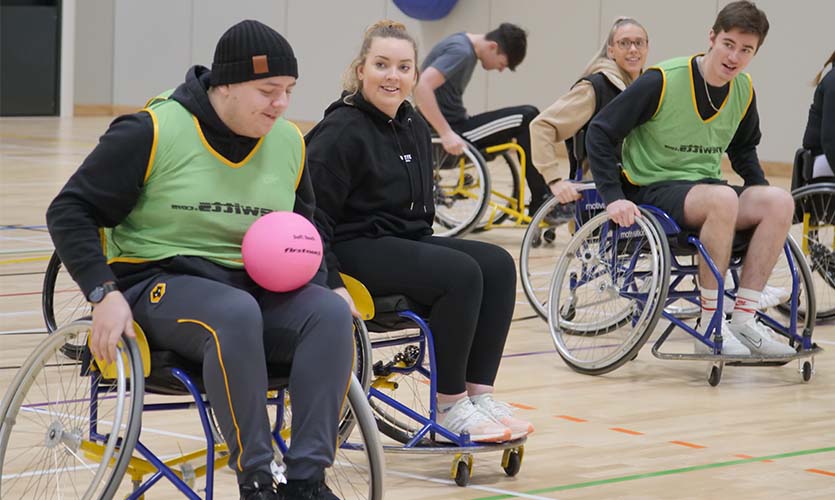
210;20;298;86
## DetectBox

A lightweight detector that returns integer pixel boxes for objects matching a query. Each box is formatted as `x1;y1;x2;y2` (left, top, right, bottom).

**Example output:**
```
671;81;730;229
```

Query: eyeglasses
614;38;647;50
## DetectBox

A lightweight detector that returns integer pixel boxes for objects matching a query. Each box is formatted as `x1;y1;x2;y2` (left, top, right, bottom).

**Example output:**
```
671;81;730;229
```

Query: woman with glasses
530;17;649;205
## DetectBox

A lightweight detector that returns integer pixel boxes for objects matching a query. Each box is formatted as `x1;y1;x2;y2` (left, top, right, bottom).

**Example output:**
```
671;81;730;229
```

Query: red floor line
610;427;644;436
510;403;536;410
807;468;835;477
555;415;587;422
670;440;706;449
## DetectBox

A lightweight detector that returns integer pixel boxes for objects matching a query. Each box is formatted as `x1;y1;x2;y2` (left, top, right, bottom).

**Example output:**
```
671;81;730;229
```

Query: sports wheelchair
790;148;835;320
341;275;526;487
431;137;533;237
0;253;385;499
522;164;820;386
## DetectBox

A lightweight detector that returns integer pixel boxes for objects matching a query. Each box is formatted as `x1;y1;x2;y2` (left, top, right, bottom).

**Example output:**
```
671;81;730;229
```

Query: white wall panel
76;0;835;162
191;1;288;69
286;0;386;123
112;0;193;106
74;0;114;106
488;0;601;112
742;0;831;165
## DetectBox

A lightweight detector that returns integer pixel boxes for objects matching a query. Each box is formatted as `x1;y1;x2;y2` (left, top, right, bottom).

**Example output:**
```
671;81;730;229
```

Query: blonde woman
307;21;533;443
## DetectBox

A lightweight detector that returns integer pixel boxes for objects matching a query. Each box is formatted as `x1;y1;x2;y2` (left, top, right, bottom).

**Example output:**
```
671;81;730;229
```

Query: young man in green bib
48;20;352;499
586;1;795;357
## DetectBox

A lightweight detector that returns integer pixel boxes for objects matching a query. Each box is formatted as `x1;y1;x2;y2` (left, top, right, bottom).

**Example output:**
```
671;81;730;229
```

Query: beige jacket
530;58;636;183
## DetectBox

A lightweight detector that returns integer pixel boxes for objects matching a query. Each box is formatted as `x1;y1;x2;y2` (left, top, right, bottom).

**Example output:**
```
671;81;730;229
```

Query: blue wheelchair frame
646;207;816;357
89;366;290;500
552;169;819;383
363;307;525;486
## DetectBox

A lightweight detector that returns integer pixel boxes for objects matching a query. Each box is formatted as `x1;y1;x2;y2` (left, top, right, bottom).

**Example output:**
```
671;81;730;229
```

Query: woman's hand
549;180;582;205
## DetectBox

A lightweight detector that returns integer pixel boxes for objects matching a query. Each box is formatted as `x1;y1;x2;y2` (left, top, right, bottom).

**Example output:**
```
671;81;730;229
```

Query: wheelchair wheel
520;196;598;320
0;320;144;499
42;251;91;359
367;330;432;444
789;183;835;319
432;138;491;237
760;235;816;343
325;375;385;500
548;210;670;375
353;317;373;392
332;318;374;442
474;150;521;230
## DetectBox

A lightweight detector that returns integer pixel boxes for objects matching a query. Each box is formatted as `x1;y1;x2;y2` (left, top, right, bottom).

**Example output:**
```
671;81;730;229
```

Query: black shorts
622;178;745;230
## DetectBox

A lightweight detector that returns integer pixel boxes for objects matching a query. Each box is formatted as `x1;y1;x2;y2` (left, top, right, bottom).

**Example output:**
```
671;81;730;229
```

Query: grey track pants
128;273;354;482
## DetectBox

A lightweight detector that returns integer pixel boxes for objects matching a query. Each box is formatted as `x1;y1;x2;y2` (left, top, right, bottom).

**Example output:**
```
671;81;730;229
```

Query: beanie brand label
252;55;269;74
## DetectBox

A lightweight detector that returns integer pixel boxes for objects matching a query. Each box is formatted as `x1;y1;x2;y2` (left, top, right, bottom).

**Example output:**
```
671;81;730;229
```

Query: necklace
698;56;721;113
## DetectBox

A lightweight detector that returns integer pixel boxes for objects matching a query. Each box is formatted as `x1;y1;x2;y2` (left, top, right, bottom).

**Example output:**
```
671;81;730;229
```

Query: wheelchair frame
0;319;384;499
340;276;526;487
431;137;534;237
541;180;822;386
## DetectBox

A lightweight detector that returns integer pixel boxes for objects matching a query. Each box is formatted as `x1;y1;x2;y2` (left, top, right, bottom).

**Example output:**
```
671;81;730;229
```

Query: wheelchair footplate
651;338;821;386
383;437;527;487
651;343;822;365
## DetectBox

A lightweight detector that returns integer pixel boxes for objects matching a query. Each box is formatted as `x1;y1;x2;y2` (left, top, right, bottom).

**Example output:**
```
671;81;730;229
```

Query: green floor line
474;445;835;500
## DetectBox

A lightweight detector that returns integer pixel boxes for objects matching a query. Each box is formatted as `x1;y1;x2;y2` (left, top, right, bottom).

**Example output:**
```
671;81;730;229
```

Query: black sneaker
528;202;574;226
240;471;279;500
277;475;340;500
537;201;574;226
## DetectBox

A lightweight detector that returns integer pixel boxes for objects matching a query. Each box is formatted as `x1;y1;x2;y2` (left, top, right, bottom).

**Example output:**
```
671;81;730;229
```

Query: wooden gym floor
2;116;835;499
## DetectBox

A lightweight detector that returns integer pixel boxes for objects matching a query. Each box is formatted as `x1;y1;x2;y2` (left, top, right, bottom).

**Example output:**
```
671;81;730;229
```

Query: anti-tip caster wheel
502;447;524;477
708;361;723;387
451;453;473;487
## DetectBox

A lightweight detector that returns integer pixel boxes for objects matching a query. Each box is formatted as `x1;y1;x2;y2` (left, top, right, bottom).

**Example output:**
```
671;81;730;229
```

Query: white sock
732;287;760;325
699;288;719;330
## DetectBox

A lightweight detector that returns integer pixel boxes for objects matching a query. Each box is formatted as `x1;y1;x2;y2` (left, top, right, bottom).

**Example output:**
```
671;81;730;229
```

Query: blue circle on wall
393;0;458;21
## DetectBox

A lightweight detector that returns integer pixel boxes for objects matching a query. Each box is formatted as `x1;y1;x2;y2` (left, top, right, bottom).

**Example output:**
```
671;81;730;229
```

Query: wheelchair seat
142;350;291;396
366;294;431;332
644;205;754;259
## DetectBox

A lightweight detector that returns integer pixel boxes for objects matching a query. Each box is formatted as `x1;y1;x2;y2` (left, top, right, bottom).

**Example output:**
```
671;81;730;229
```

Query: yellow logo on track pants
150;283;166;303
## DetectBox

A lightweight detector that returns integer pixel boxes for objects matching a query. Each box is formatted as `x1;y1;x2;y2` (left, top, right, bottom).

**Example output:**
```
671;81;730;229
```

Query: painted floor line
472;445;835;499
386;468;558;500
807;468;835;477
502;350;553;359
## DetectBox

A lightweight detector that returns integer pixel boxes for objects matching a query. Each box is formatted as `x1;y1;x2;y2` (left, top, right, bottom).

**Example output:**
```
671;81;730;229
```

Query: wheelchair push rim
0;320;144;500
547;210;670;374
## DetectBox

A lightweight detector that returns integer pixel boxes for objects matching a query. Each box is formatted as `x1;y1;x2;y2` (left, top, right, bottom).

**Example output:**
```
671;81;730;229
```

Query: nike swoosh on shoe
737;331;762;349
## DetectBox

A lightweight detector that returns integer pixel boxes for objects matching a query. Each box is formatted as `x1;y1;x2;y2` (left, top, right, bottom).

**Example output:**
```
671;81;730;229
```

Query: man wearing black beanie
47;20;353;500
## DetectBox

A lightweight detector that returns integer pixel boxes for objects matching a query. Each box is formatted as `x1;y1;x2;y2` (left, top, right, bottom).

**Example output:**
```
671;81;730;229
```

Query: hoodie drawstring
406;118;429;213
389;119;418;212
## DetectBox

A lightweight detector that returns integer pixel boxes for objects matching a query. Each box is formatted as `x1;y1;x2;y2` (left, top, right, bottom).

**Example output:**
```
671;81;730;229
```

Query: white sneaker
694;321;751;355
760;286;791;309
727;319;796;356
470;394;534;440
436;397;511;443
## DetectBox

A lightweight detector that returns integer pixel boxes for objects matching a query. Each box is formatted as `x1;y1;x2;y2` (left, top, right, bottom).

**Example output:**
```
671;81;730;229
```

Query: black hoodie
306;92;434;289
46;66;325;298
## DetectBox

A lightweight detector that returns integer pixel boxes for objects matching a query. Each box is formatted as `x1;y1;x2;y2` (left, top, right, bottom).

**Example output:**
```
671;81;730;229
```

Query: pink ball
242;211;323;292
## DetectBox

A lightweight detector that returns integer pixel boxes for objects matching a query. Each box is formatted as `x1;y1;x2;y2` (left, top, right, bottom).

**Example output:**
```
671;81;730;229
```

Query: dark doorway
0;0;61;116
